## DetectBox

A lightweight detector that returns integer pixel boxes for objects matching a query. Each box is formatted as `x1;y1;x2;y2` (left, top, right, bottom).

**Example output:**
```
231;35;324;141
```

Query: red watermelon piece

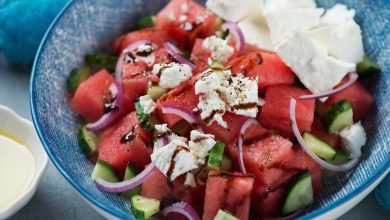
156;0;218;49
98;112;152;176
259;85;315;137
113;28;170;54
203;172;254;220
70;69;114;122
324;80;373;122
227;52;294;90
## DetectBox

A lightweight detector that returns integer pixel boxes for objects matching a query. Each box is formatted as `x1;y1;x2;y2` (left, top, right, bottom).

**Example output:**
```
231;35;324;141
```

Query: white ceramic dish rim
0;105;49;219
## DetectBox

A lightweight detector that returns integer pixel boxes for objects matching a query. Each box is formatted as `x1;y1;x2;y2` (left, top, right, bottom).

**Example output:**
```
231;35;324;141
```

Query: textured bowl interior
30;0;390;219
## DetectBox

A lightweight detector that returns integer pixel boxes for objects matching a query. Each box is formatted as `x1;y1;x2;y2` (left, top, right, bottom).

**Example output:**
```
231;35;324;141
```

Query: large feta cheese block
206;0;264;22
238;14;274;51
264;0;316;12
264;8;324;44
275;30;355;95
310;21;364;64
321;3;356;25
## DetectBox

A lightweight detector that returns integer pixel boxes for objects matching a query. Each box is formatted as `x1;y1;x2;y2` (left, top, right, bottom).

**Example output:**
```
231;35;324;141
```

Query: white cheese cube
264;8;324;44
276;30;355;95
152;62;192;89
202;36;234;63
206;0;264;22
264;0;316;12
188;130;216;164
339;122;367;159
184;172;196;188
139;95;156;115
151;139;198;180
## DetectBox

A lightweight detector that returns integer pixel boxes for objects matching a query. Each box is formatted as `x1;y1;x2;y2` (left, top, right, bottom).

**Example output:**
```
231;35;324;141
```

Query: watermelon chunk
98;112;152;176
156;0;218;49
70;69;115;122
324;80;373;122
227;52;295;90
203;172;254;220
113;28;170;54
259;85;315;137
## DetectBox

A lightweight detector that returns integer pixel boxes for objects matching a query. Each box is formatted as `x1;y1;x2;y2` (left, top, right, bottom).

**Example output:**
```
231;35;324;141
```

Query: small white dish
0;105;48;219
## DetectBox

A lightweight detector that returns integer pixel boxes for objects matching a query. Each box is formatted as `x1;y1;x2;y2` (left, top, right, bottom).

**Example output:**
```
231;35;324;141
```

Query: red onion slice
237;118;260;174
115;40;152;81
162;202;201;220
161;105;205;132
86;81;124;131
163;42;195;69
95;163;156;192
221;21;245;54
289;98;359;172
300;72;358;100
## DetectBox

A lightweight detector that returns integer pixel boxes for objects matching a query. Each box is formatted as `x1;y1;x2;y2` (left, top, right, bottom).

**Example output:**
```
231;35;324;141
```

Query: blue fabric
0;0;68;64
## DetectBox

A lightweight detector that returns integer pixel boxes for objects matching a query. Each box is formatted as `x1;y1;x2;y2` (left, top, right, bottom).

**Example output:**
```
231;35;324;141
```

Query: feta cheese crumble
152;62;192;89
206;0;264;22
264;0;316;11
124;42;155;66
202;36;234;63
321;4;355;25
195;69;258;127
151;139;198;181
184;172;196;188
339;122;367;159
139;95;156;115
275;30;355;95
188;130;216;164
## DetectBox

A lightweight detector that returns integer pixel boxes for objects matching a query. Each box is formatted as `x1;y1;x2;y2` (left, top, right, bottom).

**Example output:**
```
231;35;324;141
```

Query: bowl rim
29;0;390;219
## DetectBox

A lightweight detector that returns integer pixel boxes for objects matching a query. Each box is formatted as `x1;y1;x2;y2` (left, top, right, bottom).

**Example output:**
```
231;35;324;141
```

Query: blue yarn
0;0;68;64
375;174;390;211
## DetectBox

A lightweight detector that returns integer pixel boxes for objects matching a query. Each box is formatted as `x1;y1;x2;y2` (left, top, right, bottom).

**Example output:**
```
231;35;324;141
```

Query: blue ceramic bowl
30;0;390;219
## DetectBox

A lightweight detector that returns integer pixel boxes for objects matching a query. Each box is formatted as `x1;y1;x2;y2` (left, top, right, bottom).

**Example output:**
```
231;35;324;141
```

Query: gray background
1;56;389;219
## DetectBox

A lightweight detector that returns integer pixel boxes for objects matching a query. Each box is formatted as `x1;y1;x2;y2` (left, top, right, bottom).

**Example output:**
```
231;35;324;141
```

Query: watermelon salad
67;0;381;219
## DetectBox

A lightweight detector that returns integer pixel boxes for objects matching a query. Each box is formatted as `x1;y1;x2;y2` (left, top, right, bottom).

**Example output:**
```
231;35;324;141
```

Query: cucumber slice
121;162;142;198
356;55;381;77
281;172;313;215
85;54;118;73
131;195;160;219
78;125;98;157
209;60;224;71
135;102;159;131
91;160;119;182
147;83;168;101
221;154;233;171
214;209;238;220
136;15;156;29
207;141;225;170
67;66;90;93
322;99;353;134
303;132;336;160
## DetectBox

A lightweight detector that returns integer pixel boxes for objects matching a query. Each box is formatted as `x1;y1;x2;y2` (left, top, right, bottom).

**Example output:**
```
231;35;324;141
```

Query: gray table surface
1;56;389;220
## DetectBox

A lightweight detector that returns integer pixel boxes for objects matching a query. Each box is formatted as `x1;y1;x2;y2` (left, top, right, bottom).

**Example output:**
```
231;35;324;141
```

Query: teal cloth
0;0;68;64
376;175;390;211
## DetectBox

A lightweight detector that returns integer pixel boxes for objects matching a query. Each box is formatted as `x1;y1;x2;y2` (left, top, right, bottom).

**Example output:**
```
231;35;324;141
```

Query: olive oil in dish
0;133;35;211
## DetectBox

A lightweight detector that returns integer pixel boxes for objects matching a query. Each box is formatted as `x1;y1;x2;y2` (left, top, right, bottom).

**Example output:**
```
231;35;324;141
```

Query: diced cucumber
303;132;336;160
67;66;90;93
130;195;160;219
281;172;313;215
207;142;225;170
209;60;224;71
136;15;156;29
85;54;118;73
135;102;159;131
214;209;238;220
121;162;142;198
91;160;119;182
356;55;381;77
221;154;233;171
78;125;98;157
322;100;353;134
147;83;168;101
